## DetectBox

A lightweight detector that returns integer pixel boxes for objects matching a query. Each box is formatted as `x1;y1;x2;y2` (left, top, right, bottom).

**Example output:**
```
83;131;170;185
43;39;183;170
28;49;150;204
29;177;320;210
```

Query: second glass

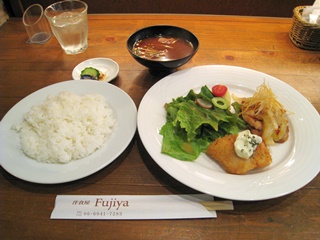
44;0;88;55
23;4;52;44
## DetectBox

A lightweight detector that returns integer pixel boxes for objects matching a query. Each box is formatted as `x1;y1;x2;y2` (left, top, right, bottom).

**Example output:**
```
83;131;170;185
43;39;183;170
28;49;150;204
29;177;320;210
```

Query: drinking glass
22;4;52;44
44;0;88;54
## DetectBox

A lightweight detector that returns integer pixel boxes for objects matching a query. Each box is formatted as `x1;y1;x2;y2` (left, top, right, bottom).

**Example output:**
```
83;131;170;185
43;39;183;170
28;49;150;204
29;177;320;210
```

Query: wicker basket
289;6;320;50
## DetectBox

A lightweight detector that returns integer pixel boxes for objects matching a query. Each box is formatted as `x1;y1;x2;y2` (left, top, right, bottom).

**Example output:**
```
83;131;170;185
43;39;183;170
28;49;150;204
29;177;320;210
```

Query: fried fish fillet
206;134;272;174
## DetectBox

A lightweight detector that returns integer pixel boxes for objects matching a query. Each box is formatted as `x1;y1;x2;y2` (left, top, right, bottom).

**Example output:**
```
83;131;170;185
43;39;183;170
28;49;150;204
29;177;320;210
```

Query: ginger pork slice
206;134;272;175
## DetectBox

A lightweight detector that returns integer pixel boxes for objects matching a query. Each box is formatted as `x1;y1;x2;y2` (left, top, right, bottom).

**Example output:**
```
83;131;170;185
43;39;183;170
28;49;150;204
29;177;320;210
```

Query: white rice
12;91;115;164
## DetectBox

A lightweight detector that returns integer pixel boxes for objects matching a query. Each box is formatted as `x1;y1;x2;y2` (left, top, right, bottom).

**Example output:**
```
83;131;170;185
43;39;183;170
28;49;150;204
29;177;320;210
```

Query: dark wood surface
4;0;315;17
1;14;320;240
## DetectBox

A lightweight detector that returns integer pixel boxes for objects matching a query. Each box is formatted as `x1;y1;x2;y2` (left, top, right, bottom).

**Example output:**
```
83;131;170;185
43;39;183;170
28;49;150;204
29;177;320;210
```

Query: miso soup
132;36;194;61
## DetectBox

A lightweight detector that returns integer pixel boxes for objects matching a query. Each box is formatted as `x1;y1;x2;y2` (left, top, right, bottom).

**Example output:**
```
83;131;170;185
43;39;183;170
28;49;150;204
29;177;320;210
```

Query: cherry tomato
212;84;228;97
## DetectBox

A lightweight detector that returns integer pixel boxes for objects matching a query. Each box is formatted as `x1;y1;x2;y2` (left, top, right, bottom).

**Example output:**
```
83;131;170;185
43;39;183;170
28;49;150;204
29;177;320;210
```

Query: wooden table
1;14;319;240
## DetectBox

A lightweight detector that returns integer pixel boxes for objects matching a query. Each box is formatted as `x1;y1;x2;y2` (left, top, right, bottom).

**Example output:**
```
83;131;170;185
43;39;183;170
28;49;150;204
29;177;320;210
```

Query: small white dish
72;58;119;82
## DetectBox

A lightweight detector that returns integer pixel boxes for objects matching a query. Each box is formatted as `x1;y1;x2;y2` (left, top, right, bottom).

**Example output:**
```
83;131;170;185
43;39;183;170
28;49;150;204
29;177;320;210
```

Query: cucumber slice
80;67;100;80
212;97;230;109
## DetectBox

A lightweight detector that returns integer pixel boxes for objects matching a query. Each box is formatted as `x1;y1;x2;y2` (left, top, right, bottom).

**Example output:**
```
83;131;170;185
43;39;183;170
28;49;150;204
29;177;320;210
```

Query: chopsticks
200;200;234;211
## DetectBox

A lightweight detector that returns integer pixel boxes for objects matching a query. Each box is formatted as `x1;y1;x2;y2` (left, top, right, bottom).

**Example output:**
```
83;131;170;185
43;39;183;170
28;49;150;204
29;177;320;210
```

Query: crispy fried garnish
233;82;290;145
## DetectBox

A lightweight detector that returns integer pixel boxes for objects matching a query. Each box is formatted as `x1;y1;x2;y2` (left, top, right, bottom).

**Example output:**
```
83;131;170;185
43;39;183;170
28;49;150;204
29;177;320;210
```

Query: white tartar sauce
234;130;262;159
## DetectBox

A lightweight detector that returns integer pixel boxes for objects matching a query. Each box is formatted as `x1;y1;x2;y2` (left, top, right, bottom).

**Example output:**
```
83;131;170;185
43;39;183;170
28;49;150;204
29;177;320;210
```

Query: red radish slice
196;98;212;109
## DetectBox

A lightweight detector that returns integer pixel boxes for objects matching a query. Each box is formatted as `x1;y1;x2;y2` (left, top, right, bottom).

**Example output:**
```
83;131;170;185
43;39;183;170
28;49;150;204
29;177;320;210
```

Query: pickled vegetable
80;67;100;80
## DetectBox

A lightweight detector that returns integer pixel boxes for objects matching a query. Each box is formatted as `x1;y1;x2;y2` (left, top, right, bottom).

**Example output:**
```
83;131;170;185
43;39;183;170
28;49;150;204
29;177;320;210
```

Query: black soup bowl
127;25;199;75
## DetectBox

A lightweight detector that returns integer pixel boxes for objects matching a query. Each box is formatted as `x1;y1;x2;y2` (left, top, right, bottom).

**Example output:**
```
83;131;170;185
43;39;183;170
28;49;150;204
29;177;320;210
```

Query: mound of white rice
12;91;115;164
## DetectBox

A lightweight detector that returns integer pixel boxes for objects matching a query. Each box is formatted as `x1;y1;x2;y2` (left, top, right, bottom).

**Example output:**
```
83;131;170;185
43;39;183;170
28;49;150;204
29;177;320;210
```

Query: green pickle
80;67;100;80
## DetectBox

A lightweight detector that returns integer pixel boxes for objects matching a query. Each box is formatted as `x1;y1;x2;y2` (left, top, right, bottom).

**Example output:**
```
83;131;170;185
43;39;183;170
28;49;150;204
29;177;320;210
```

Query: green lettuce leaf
160;85;247;161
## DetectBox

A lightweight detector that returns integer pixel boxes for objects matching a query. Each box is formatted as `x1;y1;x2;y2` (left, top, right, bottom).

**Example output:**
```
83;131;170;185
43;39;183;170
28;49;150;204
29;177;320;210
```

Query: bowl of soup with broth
127;25;199;74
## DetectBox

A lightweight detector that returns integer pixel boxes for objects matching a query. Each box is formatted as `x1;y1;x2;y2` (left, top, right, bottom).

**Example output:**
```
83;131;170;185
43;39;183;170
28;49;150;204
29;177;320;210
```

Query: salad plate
0;80;137;184
137;65;320;201
72;58;119;82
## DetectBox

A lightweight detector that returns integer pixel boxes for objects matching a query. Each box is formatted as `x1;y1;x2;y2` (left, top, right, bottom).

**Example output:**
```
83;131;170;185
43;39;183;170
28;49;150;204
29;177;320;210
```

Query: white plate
0;80;137;184
137;65;320;201
72;58;119;82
